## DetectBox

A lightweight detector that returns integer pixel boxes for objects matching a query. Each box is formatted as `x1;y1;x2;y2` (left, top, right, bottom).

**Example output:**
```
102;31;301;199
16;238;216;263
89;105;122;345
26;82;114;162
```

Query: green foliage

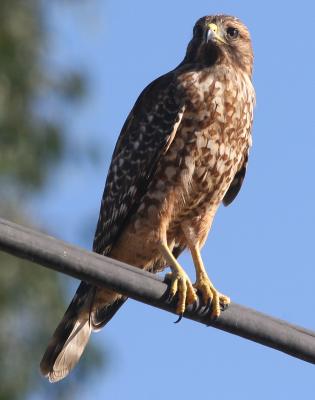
0;0;86;191
0;1;104;398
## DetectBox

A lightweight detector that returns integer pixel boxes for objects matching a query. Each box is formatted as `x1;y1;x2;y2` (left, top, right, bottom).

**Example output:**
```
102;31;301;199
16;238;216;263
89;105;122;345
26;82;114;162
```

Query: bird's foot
165;269;198;321
194;275;230;319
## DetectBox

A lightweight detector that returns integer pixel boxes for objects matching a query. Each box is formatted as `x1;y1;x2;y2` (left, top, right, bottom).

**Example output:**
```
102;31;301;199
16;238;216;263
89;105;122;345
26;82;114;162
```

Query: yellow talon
159;244;197;318
166;268;197;315
180;222;231;319
158;239;229;320
194;274;230;318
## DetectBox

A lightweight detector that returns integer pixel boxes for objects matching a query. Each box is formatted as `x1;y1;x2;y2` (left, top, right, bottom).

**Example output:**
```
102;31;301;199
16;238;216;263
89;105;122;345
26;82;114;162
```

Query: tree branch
0;217;314;364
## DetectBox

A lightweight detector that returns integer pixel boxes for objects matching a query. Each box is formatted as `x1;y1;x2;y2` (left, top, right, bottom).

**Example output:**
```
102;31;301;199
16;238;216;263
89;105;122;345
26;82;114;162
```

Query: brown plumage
40;15;255;382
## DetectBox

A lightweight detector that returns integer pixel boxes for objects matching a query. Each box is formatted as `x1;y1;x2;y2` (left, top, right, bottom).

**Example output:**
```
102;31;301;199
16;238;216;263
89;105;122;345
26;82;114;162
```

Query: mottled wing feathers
223;153;248;206
93;72;185;255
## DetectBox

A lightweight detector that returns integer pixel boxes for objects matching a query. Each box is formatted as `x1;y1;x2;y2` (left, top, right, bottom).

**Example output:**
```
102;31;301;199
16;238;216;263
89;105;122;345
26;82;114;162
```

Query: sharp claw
174;313;183;324
205;297;212;311
167;291;175;303
199;297;211;315
191;300;198;312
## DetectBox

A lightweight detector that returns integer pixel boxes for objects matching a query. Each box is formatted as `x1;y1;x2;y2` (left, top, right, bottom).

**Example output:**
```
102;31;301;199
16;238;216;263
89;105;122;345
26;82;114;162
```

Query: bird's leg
181;223;230;318
190;245;230;318
158;242;197;318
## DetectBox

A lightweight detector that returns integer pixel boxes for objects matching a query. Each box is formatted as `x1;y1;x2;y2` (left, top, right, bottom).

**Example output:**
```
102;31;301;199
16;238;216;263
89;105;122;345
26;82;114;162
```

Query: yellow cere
208;23;218;33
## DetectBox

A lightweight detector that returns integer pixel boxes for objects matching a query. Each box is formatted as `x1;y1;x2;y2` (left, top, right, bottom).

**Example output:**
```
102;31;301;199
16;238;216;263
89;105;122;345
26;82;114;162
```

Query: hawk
40;15;255;382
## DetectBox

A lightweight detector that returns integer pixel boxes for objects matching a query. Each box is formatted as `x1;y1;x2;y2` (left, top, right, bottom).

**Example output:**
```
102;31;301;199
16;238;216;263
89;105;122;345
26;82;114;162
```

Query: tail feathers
40;282;127;382
41;318;92;382
40;282;94;382
91;296;127;331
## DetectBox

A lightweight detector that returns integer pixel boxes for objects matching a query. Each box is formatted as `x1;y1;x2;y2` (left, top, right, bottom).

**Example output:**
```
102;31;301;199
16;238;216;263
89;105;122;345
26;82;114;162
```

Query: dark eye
226;27;239;39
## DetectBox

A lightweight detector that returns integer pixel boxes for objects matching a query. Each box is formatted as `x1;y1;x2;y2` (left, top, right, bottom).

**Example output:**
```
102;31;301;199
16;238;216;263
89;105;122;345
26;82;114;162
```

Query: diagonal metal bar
0;217;315;364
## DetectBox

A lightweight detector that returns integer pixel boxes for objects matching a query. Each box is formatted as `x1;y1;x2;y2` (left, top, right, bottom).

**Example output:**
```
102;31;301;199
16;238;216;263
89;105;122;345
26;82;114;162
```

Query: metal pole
0;217;314;364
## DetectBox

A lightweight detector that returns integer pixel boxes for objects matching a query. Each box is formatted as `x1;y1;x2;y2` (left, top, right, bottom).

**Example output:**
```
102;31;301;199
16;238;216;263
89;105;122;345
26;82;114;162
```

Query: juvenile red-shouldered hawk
40;15;255;382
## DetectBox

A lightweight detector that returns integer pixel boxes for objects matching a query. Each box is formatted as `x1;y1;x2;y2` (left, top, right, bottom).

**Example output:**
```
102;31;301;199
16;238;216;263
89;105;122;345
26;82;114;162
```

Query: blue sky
33;0;315;398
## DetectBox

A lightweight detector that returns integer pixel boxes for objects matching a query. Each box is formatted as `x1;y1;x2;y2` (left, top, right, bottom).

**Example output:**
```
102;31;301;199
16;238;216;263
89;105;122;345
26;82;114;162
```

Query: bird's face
185;15;253;76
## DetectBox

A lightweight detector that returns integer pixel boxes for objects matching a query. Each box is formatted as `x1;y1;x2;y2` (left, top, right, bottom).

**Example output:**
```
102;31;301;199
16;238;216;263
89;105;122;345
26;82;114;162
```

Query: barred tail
40;282;126;382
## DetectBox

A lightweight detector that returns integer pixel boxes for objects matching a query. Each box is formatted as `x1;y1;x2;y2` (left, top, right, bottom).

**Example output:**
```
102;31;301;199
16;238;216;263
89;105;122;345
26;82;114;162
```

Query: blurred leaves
0;0;104;399
0;0;87;192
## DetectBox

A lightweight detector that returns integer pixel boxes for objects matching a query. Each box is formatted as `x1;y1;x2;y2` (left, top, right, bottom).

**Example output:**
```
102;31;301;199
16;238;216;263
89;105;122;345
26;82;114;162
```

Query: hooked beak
205;23;227;45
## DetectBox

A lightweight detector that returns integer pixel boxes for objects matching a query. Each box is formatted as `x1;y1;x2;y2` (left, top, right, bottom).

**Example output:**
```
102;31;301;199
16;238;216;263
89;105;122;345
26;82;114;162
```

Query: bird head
183;15;254;76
